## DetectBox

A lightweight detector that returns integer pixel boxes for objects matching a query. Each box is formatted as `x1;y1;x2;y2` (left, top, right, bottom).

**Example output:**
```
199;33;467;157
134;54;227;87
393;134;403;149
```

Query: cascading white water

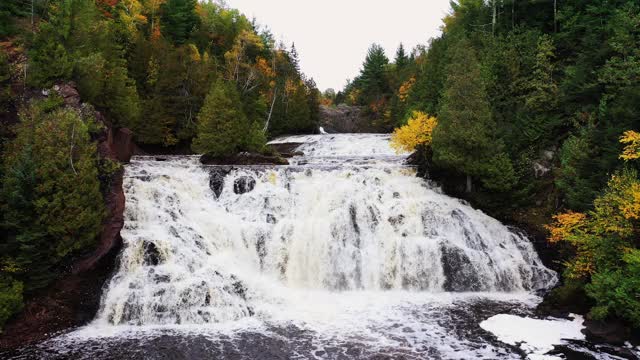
94;134;556;328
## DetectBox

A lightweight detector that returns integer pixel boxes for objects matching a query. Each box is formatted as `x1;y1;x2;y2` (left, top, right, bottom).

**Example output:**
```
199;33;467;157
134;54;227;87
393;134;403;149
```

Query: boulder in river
143;241;163;266
209;169;228;198
234;176;256;194
441;244;482;292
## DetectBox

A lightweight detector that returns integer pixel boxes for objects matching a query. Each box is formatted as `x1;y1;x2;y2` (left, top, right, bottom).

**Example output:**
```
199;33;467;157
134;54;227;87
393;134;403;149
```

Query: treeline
26;0;319;147
0;0;319;331
360;0;639;328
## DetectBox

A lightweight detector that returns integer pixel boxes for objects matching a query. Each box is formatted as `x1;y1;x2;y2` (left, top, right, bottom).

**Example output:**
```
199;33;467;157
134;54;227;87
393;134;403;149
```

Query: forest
0;0;639;340
334;0;640;329
0;0;319;330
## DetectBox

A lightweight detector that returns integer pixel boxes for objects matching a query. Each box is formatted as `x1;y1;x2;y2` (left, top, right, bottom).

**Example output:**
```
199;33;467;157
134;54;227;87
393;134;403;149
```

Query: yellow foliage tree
390;111;438;153
620;130;640;161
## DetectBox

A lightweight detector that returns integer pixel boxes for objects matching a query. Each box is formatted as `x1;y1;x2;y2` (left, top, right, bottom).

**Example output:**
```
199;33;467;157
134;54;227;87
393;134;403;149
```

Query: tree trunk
264;88;277;132
466;175;472;193
492;0;497;35
512;0;515;29
554;0;557;33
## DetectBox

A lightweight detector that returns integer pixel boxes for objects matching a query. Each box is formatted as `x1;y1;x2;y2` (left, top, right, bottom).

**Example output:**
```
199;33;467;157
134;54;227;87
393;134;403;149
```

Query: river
6;134;633;359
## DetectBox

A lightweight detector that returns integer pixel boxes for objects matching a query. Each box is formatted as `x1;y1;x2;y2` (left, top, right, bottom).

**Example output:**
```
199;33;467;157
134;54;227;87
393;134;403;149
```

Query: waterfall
94;134;556;327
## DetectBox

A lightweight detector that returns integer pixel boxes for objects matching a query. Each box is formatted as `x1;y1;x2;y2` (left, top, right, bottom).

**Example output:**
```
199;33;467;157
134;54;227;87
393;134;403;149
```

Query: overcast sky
225;0;452;92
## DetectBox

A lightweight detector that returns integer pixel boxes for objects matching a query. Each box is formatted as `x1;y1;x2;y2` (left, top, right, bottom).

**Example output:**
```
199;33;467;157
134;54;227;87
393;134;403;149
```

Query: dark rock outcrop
441;244;482;292
142;241;162;266
113;128;134;163
209;169;228;198
234;176;256;195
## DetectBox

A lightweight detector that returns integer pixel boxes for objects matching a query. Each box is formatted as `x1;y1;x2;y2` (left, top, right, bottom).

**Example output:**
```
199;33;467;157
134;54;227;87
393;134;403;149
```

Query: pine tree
27;0;75;87
432;37;515;192
161;0;199;44
192;79;253;156
395;43;409;69
358;44;390;104
290;43;300;72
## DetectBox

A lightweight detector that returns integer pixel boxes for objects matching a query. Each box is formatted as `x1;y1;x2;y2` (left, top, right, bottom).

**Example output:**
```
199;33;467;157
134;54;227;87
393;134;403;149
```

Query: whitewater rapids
6;133;568;359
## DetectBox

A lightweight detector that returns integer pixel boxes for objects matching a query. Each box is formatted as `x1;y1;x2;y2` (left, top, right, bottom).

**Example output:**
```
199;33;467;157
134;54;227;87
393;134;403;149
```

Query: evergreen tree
192;79;253;156
27;0;75;87
0;53;13;116
75;52;141;130
358;44;390;104
432;37;515;192
290;43;300;72
0;274;22;331
161;0;199;44
394;43;409;69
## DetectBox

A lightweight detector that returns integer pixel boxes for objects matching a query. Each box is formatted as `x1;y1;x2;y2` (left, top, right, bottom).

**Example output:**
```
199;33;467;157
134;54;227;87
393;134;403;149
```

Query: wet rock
551;340;639;360
583;318;633;345
441;244;482;292
388;214;405;227
349;205;360;236
227;278;248;301
209;170;227;198
143;242;162;266
234;176;256;195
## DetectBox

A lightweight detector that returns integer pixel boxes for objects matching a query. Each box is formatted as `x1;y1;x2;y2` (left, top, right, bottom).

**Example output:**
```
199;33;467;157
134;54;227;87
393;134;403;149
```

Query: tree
192;79;255;156
161;0;199;44
2;100;104;291
358;44;390;104
394;43;409;69
431;37;515;192
525;35;558;113
390;111;437;153
75;52;141;130
0;53;13;116
547;167;640;325
0;274;23;332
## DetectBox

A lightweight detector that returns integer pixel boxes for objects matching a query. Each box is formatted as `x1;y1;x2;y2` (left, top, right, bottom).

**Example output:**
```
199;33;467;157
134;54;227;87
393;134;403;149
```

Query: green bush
0;275;23;332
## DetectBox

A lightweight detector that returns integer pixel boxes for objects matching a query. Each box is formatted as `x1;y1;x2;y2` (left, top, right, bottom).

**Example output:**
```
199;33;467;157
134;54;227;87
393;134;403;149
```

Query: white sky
225;0;452;92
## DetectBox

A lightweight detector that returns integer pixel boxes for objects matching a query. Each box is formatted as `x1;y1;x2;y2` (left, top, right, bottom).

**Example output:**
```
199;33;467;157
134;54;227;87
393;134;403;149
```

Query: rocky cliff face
319;105;383;133
0;82;133;350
